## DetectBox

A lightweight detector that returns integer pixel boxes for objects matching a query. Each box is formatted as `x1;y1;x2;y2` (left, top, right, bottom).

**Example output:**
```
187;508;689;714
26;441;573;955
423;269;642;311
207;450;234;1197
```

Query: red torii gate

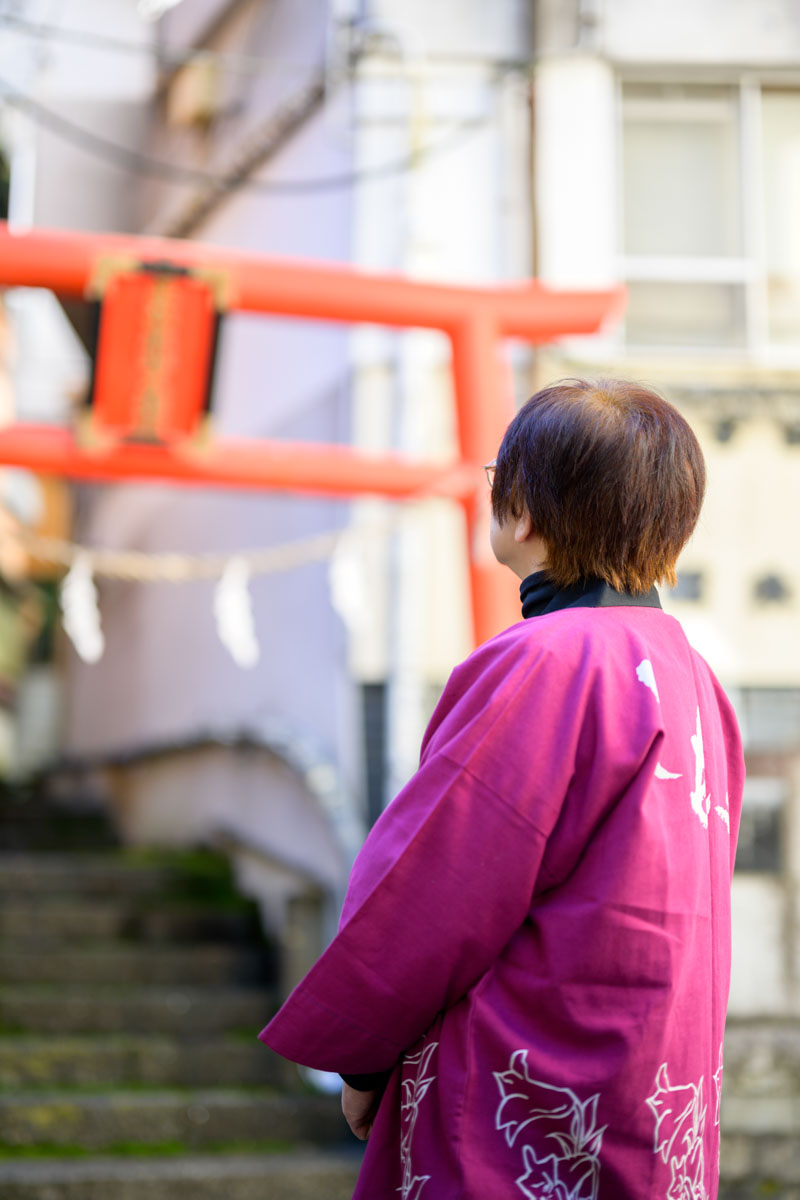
0;222;624;645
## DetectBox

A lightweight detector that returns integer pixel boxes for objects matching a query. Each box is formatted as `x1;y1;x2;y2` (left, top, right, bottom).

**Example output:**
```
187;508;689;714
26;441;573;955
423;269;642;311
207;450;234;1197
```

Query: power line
0;10;292;78
0;11;532;78
0;73;491;195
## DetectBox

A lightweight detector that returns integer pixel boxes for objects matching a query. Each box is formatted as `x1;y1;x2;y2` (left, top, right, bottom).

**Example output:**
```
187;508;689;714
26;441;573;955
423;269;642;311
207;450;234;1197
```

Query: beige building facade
528;0;800;1029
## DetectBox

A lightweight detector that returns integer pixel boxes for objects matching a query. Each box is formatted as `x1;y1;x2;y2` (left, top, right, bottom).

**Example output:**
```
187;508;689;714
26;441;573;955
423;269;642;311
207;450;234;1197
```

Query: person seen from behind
260;377;744;1200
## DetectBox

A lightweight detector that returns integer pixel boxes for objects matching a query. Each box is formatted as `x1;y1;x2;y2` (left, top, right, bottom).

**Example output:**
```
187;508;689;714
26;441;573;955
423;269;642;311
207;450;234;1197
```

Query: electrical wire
0;10;293;77
0;11;532;77
0;72;493;195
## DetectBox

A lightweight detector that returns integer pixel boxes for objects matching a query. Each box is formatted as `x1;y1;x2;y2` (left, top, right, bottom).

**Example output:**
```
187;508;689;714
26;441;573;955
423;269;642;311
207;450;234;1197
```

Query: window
620;81;800;354
361;682;387;828
669;570;704;602
735;775;784;872
623;85;742;259
753;573;792;604
762;90;800;345
737;688;800;750
730;691;800;873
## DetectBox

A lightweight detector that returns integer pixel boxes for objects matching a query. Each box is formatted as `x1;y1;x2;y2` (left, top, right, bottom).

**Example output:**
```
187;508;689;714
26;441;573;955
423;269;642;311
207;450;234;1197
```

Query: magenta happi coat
260;603;744;1200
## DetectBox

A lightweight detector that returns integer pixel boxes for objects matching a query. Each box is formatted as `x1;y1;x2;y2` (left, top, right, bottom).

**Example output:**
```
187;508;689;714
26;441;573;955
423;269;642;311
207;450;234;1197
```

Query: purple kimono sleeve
259;750;548;1074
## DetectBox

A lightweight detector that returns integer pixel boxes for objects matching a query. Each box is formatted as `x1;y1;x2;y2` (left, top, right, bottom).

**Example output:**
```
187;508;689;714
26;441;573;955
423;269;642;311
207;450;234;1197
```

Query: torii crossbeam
0;222;624;644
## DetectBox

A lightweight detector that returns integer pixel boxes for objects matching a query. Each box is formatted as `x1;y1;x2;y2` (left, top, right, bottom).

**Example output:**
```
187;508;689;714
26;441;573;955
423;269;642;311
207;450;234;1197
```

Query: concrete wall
536;0;800;65
665;416;800;689
3;0;157;234
346;0;534;788
5;0;363;900
102;741;350;949
603;0;800;66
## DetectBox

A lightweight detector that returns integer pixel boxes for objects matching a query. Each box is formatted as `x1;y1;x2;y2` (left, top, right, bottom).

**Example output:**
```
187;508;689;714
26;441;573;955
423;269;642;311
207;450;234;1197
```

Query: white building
1;0;538;967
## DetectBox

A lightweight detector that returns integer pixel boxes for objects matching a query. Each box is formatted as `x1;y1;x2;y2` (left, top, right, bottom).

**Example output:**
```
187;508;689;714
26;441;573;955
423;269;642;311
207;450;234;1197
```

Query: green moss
0;1145;91;1160
6;1100;82;1135
107;1140;196;1156
120;846;259;913
108;1138;295;1156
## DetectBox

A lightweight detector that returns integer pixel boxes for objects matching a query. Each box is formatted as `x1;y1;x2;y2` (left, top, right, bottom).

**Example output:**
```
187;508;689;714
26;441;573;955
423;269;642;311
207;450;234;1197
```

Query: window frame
615;70;800;361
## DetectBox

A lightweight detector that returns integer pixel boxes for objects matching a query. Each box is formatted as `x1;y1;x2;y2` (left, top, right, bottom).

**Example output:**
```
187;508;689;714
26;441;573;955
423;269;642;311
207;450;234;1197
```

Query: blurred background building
0;0;799;1192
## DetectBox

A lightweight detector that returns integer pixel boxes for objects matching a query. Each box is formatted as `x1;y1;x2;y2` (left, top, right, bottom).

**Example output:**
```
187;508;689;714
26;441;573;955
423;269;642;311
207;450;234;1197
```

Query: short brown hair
491;378;705;594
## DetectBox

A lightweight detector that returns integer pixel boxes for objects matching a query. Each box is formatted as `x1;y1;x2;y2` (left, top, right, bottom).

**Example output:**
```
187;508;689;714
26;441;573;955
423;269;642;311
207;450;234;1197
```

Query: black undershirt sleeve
340;1069;392;1093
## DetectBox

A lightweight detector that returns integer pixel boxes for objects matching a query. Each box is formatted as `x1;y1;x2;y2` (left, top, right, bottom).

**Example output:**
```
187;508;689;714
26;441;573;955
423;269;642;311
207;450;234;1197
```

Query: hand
341;1082;380;1140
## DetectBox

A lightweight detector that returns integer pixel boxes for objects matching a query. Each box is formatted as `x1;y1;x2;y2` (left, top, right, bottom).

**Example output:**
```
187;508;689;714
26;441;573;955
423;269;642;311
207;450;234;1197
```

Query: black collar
520;570;662;619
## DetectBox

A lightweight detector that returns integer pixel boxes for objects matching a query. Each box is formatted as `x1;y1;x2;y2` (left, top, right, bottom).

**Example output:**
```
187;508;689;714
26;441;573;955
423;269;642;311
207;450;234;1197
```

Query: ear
513;508;534;544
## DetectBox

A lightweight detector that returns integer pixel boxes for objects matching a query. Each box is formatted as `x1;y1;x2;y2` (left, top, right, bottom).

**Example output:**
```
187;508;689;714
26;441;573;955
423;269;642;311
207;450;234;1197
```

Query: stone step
0;1034;292;1089
722;1092;800;1135
0;807;119;852
720;1181;800;1200
720;1021;800;1161
0;985;273;1034
723;1020;800;1091
0;1089;348;1152
0;901;258;943
0;941;270;985
720;1132;800;1189
0;1150;362;1200
0;853;177;896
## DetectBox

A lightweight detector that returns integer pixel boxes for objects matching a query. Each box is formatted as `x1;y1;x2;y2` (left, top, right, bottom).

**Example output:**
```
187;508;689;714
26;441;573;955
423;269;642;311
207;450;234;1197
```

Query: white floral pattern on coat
494;1050;606;1200
398;1038;438;1199
646;1062;709;1200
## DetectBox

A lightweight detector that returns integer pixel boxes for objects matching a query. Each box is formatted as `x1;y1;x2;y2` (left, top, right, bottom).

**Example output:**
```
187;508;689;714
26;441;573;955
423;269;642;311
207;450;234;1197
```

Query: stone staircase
720;1020;800;1200
0;787;361;1199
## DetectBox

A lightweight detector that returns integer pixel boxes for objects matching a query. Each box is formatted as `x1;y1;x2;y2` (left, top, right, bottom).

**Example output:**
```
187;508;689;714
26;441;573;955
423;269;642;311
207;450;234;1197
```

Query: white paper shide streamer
214;556;260;669
328;531;368;634
60;552;105;663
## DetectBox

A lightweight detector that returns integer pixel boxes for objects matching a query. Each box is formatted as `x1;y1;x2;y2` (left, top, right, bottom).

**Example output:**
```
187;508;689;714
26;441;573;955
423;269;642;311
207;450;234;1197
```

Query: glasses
484;459;497;488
